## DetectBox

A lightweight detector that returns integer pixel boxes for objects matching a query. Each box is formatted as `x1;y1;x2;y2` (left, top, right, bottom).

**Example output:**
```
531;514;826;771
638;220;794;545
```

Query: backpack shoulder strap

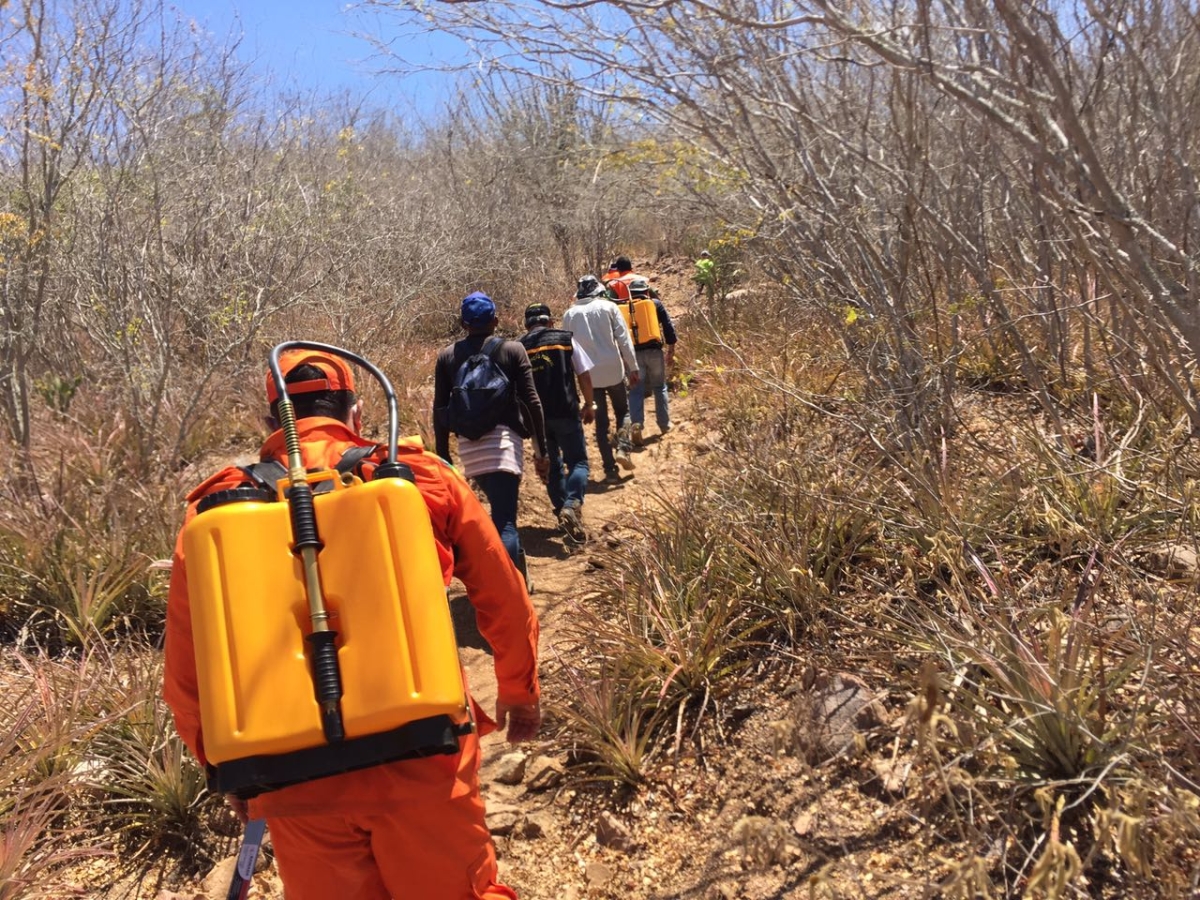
238;445;378;494
482;336;504;358
336;444;379;479
238;460;288;493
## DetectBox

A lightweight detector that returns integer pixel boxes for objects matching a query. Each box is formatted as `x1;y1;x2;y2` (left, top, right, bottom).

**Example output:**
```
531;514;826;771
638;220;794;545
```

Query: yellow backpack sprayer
183;342;469;798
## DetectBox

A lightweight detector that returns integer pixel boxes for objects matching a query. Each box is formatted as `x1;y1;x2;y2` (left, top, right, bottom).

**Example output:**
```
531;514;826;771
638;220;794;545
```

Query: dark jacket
520;326;580;419
433;334;547;463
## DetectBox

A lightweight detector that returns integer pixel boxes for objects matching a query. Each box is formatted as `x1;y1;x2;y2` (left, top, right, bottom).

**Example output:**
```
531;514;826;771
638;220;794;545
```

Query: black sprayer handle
286;482;322;552
306;630;345;743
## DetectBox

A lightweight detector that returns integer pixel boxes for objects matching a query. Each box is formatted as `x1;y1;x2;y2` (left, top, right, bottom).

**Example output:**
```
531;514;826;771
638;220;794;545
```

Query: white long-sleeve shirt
561;295;638;389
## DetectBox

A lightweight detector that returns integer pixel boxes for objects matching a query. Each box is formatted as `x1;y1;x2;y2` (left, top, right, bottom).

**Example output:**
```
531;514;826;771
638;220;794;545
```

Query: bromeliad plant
0;652;115;899
906;547;1150;788
90;654;213;864
549;633;668;789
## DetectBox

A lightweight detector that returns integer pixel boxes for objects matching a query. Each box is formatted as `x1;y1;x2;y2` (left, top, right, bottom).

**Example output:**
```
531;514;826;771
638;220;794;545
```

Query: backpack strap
481;336;504;359
335;444;380;480
237;445;381;496
238;460;288;494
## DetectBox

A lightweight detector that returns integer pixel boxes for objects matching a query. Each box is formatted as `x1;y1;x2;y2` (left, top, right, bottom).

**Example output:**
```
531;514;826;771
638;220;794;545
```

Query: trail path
457;390;698;715
455;391;701;898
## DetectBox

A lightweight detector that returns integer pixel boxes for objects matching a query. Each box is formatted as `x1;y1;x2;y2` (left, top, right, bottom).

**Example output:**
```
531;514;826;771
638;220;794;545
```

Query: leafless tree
364;0;1200;456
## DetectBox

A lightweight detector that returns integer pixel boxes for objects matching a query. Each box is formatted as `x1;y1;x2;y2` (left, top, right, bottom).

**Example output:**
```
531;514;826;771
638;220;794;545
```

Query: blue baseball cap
461;292;497;327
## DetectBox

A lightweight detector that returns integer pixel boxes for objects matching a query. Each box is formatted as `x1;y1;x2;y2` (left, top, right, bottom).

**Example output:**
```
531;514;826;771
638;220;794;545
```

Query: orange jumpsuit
163;419;540;900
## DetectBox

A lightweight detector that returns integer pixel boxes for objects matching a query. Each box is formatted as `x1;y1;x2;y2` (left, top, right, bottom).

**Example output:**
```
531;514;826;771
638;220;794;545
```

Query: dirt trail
456;391;699;756
446;390;700;898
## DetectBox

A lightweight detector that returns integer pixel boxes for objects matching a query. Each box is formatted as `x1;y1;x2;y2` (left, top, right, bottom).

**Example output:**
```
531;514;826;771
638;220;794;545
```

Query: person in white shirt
561;275;640;482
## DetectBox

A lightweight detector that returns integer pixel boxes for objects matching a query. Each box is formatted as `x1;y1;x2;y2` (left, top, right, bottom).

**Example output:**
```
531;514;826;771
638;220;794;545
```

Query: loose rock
525;756;565;792
494;752;528;786
487;802;524;836
585;861;615;888
596;811;634;852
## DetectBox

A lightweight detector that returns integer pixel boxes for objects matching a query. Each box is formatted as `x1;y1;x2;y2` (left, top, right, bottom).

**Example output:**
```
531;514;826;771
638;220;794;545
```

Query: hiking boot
559;503;586;543
631;423;644;447
615;427;635;470
603;466;623;484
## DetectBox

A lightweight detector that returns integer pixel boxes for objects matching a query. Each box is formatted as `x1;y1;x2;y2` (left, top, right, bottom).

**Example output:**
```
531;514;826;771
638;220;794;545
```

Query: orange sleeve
163;525;207;767
439;465;540;706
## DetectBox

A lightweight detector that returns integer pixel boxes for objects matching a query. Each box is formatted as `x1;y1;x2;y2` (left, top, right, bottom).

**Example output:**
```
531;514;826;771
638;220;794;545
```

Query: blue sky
167;0;458;115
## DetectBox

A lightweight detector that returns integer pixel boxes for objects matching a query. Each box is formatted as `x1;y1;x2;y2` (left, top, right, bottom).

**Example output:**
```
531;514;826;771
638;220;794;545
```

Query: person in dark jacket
434;292;548;585
625;276;678;444
519;302;595;542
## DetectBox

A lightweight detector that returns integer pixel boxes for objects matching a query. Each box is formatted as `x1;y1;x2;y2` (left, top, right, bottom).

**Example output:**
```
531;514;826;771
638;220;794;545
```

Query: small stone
487;802;523;836
201;858;238;898
596;811;634;852
494;752;528;786
586;861;615;887
525;756;565;792
792;811;814;836
520;810;554;839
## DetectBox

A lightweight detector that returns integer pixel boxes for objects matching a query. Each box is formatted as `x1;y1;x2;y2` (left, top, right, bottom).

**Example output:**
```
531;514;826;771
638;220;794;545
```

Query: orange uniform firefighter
163;349;541;900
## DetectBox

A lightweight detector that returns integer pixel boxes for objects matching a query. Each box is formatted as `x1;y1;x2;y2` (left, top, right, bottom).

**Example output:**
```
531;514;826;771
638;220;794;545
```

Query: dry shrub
0;651;118;897
0;410;181;648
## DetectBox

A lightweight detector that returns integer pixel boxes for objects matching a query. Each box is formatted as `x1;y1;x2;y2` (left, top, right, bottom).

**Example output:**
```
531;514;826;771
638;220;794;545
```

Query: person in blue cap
434;291;548;588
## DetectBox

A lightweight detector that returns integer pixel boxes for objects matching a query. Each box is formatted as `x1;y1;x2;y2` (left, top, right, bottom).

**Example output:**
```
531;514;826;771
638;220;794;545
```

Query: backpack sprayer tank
182;342;469;798
619;298;662;346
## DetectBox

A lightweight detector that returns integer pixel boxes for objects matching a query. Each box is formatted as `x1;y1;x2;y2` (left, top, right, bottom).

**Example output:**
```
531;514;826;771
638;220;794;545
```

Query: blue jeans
544;416;589;513
593;383;630;473
630;347;670;431
473;471;521;567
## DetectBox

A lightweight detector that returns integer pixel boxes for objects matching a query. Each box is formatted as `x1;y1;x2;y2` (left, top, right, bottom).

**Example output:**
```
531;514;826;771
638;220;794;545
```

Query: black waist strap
208;715;474;799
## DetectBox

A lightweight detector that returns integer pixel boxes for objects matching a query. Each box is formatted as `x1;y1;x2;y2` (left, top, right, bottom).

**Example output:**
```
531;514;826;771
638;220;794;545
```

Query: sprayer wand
266;341;405;745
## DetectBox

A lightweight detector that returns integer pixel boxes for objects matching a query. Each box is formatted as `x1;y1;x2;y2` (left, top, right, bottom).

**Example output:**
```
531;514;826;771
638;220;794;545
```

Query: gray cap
576;275;603;299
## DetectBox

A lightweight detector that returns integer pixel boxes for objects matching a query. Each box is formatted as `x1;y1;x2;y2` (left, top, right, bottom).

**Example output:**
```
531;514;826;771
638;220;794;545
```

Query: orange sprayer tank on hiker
182;342;470;798
620;298;663;346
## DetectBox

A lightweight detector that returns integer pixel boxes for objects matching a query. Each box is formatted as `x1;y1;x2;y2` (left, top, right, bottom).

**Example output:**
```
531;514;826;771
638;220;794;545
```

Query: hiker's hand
581;403;595;425
226;794;249;826
628;370;641;387
666;349;676;369
496;700;541;743
534;454;550;482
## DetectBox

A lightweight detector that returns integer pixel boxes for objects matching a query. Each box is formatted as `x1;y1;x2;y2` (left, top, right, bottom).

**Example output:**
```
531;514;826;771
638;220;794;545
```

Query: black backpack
520;327;578;420
447;337;514;440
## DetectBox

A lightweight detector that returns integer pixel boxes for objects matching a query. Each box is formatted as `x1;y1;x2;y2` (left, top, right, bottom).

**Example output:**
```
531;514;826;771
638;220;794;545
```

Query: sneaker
603;467;623;483
631;423;644;447
559;503;586;542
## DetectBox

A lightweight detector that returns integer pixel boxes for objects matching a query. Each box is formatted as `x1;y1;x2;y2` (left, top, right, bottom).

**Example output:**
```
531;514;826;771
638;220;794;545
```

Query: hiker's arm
577;369;595;425
444;472;540;714
163;526;207;767
432;353;453;464
511;344;548;460
658;300;678;365
611;308;640;382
